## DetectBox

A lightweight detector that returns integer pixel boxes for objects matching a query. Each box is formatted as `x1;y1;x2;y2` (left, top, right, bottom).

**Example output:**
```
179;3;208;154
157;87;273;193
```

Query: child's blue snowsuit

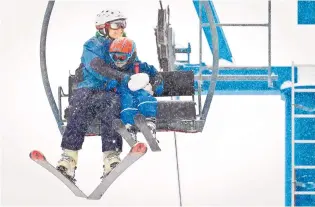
116;62;164;125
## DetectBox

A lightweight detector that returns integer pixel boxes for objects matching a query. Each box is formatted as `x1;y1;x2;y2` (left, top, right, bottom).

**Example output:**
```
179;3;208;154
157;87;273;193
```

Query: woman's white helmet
95;9;127;30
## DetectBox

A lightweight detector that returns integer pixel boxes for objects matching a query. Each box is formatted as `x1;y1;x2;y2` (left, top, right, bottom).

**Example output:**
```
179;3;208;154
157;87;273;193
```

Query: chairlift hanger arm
40;0;64;134
199;1;219;122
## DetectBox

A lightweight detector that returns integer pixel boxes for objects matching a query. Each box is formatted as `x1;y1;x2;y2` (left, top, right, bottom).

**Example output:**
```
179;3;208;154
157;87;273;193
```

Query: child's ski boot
126;124;138;142
146;117;159;143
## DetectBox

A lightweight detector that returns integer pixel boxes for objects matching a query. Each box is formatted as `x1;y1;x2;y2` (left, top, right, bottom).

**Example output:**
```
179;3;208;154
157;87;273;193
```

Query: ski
87;142;147;200
29;150;87;198
134;114;161;152
113;118;137;147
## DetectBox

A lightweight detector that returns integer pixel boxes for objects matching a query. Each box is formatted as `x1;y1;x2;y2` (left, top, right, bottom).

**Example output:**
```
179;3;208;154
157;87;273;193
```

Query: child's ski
113;118;137;147
134;114;161;151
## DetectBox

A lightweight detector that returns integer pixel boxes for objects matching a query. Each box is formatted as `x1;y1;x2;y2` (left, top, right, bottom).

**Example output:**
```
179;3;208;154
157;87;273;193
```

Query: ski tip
131;142;147;154
29;150;46;161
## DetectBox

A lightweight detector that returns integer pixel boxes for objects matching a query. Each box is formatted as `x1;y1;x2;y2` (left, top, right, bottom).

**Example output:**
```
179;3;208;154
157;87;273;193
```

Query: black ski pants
61;88;122;152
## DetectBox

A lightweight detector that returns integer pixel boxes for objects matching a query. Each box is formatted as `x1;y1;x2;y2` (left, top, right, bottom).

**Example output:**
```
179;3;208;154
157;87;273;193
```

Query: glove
143;83;154;95
128;73;150;91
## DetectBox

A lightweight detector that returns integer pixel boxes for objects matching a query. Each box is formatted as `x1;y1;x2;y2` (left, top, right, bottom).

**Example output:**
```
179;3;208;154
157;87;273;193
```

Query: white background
1;0;315;206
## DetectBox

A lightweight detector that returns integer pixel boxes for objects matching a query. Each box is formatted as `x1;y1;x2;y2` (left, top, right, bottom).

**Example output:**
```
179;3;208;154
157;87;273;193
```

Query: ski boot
146;117;159;143
126;124;138;142
101;151;121;178
56;149;78;183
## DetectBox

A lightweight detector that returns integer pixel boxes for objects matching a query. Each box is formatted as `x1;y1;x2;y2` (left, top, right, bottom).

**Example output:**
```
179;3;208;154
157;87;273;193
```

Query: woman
56;9;131;182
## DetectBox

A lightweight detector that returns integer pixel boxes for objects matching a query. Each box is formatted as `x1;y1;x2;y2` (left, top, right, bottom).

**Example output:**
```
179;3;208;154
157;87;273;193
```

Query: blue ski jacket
77;35;164;96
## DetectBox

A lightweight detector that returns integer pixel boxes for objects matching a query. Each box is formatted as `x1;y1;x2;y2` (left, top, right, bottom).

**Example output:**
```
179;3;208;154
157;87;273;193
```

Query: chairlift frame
39;0;219;136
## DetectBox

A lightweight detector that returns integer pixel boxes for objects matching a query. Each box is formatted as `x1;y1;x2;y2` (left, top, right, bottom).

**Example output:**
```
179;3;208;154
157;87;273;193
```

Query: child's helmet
109;37;137;68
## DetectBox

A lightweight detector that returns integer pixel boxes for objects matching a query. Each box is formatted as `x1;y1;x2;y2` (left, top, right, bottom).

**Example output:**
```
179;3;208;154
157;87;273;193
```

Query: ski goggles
110;53;130;62
105;19;127;30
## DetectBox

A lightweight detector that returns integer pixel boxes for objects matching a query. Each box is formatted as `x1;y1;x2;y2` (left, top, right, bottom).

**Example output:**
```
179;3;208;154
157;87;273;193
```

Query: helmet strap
124;51;137;68
101;28;107;36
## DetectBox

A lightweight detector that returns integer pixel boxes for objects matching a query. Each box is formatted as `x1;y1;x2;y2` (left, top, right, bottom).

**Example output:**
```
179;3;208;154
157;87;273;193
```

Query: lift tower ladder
290;62;315;207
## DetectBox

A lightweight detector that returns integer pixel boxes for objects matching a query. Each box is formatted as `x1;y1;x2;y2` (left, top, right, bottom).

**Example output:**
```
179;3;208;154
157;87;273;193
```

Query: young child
108;37;164;141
